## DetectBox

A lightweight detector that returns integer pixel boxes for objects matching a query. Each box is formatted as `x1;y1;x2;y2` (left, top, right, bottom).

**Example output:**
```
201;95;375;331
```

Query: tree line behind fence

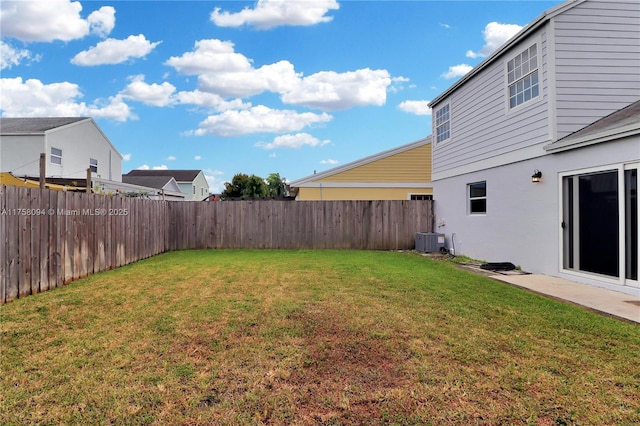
1;185;434;303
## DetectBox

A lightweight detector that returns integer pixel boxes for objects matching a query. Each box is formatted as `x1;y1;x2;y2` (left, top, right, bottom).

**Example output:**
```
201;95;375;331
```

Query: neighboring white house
428;0;639;295
120;175;186;201
0;117;123;182
124;170;210;201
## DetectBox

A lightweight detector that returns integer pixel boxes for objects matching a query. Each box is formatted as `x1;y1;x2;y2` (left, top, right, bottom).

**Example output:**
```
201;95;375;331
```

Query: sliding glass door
562;163;638;287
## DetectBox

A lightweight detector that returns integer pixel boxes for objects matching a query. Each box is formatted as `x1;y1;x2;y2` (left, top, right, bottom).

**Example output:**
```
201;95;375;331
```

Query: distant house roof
122;175;177;190
0;117;89;134
545;100;640;153
125;169;202;182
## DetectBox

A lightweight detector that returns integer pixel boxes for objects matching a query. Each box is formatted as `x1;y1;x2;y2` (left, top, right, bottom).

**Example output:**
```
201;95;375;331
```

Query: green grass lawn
1;250;639;425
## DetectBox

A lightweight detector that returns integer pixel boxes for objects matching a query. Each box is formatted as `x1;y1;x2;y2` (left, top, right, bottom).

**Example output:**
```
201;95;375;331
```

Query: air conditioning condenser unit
415;232;445;253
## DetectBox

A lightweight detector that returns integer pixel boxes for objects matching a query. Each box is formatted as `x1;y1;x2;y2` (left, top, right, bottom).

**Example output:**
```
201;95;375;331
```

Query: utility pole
86;168;92;193
39;153;46;189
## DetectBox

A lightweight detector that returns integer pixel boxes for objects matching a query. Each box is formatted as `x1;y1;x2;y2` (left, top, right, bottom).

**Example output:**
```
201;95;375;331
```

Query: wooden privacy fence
1;185;433;303
166;199;433;250
0;185;168;304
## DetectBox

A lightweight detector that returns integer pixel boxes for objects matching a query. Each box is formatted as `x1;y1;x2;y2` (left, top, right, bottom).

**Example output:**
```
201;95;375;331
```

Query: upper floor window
507;44;539;109
50;147;62;165
468;181;487;214
435;104;450;143
193;185;196;195
89;158;98;173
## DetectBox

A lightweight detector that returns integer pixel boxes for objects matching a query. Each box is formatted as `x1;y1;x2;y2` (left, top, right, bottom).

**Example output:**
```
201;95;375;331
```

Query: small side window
50;147;62;165
89;158;98;173
468;181;487;214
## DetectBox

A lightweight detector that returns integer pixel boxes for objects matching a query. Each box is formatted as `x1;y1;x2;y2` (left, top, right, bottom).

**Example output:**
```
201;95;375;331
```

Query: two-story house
0;117;123;182
124;169;210;201
290;136;433;201
429;0;639;295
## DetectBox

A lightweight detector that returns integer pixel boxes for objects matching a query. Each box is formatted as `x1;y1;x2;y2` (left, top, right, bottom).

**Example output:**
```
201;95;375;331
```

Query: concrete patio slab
490;274;640;324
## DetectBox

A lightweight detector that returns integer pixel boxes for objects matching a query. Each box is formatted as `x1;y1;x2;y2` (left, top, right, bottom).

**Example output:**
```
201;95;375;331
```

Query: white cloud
71;34;161;66
87;6;116;37
211;0;339;30
122;153;132;161
0;41;38;70
191;105;332;137
256;133;330;150
198;60;300;98
441;64;473;80
0;77;135;122
137;164;168;170
282;68;391;111
203;168;225;194
165;39;252;75
175;90;251;111
167;156;176;161
166;39;393;110
166;40;298;98
194;155;202;161
0;1;115;42
466;22;523;59
120;75;176;107
398;100;432;116
320;159;338;165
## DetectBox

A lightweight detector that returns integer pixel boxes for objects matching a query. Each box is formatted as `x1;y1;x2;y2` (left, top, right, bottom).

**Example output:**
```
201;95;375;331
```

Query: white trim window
50;147;62;165
410;194;433;200
507;44;539;109
435;104;450;143
89;158;98;173
468;181;487;214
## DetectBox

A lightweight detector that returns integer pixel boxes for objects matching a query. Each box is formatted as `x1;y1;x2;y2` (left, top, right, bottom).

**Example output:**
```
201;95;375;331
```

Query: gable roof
125;169;203;182
544;100;640;153
429;0;583;107
122;175;176;189
0;117;89;134
290;136;431;186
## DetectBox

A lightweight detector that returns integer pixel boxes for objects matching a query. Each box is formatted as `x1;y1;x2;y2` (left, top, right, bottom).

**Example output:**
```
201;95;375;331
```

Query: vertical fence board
18;188;31;297
0;185;6;303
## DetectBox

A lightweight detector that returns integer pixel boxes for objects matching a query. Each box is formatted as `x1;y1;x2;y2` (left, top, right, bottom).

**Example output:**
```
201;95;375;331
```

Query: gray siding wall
554;0;640;139
432;29;550;177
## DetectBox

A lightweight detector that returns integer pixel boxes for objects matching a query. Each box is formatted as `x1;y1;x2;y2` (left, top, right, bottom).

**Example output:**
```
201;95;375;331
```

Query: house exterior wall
433;135;639;295
0;135;44;176
553;0;640;139
295;142;432;201
297;186;433;201
432;28;551;180
178;171;209;201
0;119;122;181
318;144;431;183
45;121;122;181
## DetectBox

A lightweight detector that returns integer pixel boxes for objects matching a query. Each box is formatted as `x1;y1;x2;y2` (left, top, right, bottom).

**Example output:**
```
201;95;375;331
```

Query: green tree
221;173;267;200
265;173;287;198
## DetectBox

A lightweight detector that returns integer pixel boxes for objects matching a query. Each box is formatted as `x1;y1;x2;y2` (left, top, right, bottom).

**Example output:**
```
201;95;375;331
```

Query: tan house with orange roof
290;136;432;201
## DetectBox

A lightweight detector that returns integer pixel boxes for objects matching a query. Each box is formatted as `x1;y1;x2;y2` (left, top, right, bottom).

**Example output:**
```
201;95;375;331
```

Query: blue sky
1;0;560;192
